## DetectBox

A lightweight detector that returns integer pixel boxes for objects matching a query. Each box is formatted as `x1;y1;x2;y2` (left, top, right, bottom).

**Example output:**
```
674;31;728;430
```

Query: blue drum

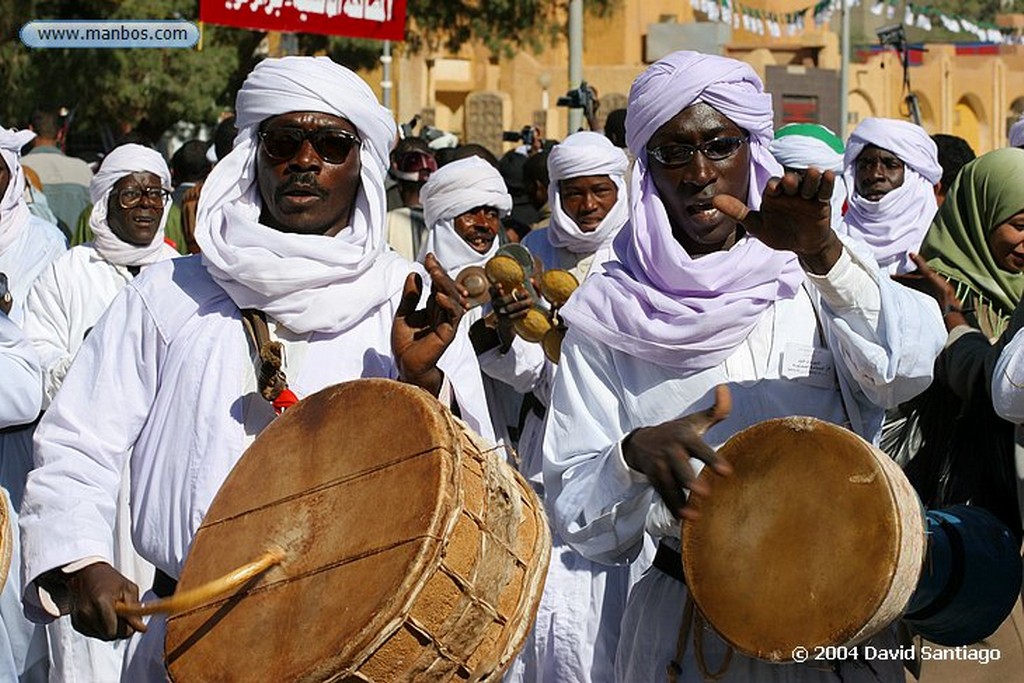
904;505;1022;645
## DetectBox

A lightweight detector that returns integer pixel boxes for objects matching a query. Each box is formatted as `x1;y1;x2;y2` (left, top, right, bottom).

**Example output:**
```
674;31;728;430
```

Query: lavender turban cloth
560;51;803;371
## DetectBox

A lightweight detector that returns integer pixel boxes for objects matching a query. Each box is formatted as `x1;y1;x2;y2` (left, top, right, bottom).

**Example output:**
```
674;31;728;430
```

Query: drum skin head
166;379;463;681
682;417;918;661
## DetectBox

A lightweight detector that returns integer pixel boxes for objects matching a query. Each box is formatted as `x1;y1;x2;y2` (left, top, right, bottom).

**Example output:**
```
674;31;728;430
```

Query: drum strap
240;309;299;415
653;542;686;583
152;568;178;599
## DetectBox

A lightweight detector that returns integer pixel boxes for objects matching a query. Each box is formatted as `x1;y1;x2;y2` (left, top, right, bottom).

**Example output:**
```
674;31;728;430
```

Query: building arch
911;91;936;133
953;93;988;153
847;89;876;131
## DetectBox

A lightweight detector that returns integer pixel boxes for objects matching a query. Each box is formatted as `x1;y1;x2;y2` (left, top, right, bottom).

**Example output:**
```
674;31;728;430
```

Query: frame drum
681;417;927;662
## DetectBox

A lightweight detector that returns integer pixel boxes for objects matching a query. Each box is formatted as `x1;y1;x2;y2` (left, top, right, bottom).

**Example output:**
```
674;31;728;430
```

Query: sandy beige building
366;1;1024;154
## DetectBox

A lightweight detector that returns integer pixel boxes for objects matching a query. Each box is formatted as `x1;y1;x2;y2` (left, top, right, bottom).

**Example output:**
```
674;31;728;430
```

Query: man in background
21;110;92;239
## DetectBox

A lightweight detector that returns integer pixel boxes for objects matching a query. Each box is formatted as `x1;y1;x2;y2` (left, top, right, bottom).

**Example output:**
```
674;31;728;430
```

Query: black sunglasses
258;127;361;164
646;135;749;168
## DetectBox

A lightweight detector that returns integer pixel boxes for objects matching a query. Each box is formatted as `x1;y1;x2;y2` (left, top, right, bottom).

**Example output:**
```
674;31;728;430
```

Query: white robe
471;307;547;448
0;315;42;430
543;242;944;683
989;312;1024;533
0;215;65;683
19;254;493;682
506;230;637;683
25;243;178;408
22;242;176;683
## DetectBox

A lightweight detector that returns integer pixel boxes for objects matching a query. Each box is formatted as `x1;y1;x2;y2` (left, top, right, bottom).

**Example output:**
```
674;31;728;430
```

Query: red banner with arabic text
201;0;406;41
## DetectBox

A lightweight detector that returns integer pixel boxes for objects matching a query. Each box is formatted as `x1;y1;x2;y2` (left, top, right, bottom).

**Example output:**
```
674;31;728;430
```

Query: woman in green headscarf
890;148;1024;678
892;147;1024;532
919;147;1024;339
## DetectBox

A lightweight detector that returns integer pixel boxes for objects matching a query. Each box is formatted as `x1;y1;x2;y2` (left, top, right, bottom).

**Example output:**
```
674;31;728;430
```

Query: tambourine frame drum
164;379;549;682
681;417;927;662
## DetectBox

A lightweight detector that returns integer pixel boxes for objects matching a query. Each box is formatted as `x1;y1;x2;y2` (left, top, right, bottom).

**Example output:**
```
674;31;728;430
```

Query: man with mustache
841;118;942;274
18;56;491;681
18;143;178;682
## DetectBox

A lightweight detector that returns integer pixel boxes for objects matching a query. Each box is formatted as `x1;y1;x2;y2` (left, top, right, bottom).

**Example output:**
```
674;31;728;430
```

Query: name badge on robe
781;342;836;389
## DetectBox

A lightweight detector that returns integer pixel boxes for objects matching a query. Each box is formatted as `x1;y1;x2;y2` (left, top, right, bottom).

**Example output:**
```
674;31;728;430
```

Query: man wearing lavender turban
541;50;945;682
19;56;492;682
843;118;942;274
0;124;65;683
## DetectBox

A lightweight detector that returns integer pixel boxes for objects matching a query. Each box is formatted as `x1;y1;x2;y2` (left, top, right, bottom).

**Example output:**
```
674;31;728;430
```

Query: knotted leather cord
668;593;734;682
240;308;295;413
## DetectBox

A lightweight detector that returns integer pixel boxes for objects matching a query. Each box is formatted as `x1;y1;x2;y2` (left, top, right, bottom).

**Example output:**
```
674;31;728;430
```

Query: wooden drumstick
115;546;286;618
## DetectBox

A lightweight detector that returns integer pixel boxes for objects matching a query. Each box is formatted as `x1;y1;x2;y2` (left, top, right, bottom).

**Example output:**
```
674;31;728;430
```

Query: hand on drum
713;168;844;275
622;385;733;520
393;253;469;397
66;562;146;641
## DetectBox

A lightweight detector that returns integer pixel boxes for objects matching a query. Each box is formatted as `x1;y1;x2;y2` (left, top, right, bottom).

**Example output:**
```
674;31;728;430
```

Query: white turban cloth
560;51;804;372
194;56;409;335
770;123;848;232
88;143;174;267
546;131;629;255
417;156;512;275
843;117;942;273
0;126;36;255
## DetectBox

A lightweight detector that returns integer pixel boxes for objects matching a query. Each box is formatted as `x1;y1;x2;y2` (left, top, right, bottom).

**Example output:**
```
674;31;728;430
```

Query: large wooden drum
681;417;927;662
0;491;11;590
164;379;550;681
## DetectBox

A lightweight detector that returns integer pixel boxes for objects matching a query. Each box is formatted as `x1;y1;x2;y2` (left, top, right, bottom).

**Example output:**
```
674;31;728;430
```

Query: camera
557;82;597;121
502;126;536;146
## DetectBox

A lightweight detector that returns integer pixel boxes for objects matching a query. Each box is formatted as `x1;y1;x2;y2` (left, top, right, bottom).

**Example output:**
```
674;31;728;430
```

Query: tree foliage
1;0;260;141
0;0;616;142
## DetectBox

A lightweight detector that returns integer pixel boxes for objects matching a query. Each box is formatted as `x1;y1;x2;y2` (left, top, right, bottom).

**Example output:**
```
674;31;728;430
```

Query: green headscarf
921;147;1024;320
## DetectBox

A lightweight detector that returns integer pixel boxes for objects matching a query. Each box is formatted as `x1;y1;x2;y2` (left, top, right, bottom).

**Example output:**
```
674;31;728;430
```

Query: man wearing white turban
842;117;943;274
0;124;65;683
18;56;491;682
505;131;642;683
769;123;848;233
20;142;179;683
541;51;945;682
418;155;512;275
417;156;542;446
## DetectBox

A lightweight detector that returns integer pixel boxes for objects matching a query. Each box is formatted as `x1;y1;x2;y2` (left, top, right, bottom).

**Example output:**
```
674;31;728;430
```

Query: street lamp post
840;0;850;137
568;0;583;132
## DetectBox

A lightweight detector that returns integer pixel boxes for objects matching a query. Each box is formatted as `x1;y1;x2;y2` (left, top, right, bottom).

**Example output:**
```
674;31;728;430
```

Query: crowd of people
1;49;1023;683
